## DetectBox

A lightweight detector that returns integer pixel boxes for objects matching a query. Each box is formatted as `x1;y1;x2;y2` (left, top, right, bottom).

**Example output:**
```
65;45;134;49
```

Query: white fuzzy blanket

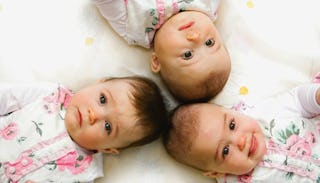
1;0;320;182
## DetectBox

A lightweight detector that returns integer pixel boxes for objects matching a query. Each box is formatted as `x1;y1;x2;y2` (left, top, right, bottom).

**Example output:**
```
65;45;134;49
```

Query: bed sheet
0;0;320;183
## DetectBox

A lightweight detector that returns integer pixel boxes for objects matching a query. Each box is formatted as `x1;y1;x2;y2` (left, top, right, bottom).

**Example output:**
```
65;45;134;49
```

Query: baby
164;83;320;182
0;76;168;183
93;0;231;103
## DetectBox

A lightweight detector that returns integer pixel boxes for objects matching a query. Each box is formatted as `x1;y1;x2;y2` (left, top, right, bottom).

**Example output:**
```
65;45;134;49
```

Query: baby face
64;79;145;153
190;104;266;175
152;11;231;96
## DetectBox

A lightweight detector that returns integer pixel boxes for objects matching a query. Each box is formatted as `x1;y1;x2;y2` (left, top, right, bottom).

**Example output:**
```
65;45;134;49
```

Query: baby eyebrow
103;88;114;103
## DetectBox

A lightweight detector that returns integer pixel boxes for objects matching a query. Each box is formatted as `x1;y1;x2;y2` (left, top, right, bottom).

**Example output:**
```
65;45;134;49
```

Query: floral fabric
93;0;220;48
218;84;320;183
0;83;103;183
126;0;219;48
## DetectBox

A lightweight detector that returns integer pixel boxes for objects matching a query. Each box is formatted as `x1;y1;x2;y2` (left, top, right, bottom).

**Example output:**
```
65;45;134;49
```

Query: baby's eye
222;145;229;159
229;121;235;130
99;94;106;104
105;121;112;135
181;50;193;60
205;38;215;47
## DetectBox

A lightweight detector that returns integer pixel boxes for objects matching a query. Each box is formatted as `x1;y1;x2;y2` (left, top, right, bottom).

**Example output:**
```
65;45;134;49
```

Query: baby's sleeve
0;82;58;116
292;83;320;118
91;0;127;38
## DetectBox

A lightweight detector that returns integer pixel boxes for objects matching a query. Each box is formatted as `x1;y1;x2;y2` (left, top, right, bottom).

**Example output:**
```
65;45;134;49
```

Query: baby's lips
248;135;256;157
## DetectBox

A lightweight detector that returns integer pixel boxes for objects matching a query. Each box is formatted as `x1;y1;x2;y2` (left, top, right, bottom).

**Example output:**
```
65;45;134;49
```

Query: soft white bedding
0;0;320;182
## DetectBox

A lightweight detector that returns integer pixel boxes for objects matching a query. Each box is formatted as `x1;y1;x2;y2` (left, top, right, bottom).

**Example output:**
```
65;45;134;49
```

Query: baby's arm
0;82;58;115
293;83;320;118
91;0;127;37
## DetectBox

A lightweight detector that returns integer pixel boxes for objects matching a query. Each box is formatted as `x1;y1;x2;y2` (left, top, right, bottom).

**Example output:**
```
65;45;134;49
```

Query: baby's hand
25;181;35;183
313;72;320;83
317;87;320;106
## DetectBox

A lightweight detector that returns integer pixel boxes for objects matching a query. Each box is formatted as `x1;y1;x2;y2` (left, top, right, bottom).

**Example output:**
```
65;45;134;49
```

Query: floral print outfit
92;0;220;48
0;83;103;183
218;83;320;183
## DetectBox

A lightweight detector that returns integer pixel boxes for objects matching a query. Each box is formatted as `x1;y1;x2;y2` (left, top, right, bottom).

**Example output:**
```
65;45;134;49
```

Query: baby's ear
150;52;161;73
203;171;224;179
101;148;119;155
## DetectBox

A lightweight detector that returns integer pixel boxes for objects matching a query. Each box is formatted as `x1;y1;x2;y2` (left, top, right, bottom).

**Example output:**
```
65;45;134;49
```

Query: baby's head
163;103;266;178
65;76;168;154
151;11;231;103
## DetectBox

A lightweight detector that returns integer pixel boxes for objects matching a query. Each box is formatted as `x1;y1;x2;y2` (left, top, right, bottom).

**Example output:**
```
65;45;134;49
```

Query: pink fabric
0;122;18;140
257;139;320;181
154;0;165;29
172;0;179;13
3;132;70;182
259;160;317;180
43;86;72;113
56;151;93;174
4;155;34;183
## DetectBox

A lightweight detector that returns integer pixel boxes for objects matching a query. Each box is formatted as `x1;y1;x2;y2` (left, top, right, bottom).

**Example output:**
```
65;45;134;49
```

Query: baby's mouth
178;21;194;31
248;135;257;157
77;109;82;127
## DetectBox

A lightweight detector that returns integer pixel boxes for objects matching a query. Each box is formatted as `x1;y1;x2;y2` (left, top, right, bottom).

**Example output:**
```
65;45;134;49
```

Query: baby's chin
229;156;265;176
230;166;256;176
238;148;266;175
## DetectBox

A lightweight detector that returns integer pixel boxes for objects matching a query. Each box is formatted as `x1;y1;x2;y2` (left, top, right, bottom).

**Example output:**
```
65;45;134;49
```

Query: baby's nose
237;135;247;151
186;30;200;41
88;108;96;124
